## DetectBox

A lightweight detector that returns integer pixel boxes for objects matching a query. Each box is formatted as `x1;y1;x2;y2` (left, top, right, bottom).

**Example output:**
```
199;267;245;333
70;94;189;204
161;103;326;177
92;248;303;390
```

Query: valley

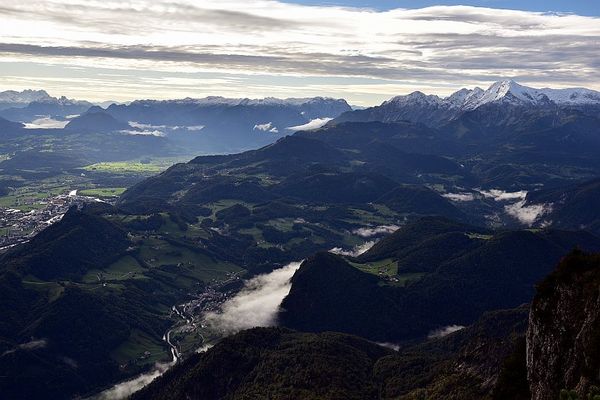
0;156;193;251
1;79;600;400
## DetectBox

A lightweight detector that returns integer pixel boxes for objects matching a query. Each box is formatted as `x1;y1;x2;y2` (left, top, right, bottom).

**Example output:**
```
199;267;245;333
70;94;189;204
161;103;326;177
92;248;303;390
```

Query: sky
0;0;599;106
293;1;600;16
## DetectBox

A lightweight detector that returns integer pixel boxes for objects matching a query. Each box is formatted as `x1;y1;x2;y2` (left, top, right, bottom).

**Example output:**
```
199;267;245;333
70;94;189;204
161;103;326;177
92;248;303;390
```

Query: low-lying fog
204;261;302;334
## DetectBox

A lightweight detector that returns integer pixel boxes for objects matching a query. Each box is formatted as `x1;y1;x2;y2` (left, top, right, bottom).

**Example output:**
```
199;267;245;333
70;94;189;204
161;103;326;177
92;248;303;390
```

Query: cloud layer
330;240;377;257
204;261;302;334
94;361;174;400
427;325;465;339
1;1;599;103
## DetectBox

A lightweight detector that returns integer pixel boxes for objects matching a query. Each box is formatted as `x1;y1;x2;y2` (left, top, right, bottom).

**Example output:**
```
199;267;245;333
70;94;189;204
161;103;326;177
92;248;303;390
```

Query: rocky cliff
527;251;600;400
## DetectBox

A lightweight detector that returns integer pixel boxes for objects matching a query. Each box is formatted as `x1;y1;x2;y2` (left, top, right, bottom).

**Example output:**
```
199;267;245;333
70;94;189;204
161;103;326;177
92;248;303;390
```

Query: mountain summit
0;89;52;109
333;80;600;127
390;80;600;110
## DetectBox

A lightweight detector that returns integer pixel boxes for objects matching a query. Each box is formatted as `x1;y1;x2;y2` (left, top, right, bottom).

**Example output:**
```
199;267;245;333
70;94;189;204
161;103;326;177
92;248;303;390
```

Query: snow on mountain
445;87;484;108
383;91;444;107
0;89;52;105
452;80;600;110
379;80;600;113
145;96;349;108
333;80;600;128
465;80;552;109
37;95;92;107
538;87;600;105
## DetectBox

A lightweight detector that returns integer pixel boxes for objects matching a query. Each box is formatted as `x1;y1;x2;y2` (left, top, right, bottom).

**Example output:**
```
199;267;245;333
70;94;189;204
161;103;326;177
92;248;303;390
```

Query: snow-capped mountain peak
468;80;551;109
334;79;600;128
537;87;600;105
0;89;52;104
380;80;571;112
152;96;346;107
445;87;484;108
384;91;443;106
456;80;600;110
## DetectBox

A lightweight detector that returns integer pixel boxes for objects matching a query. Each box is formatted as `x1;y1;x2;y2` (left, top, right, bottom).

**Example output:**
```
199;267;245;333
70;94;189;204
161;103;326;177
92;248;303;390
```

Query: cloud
376;342;400;351
427;325;465;339
253;122;279;133
286;117;333;131
129;121;205;132
93;361;174;400
1;339;48;357
330;240;377;257
478;189;528;202
443;192;476;202
19;339;47;350
129;121;168;130
120;129;165;137
204;261;301;334
24;117;68;129
353;225;399;237
505;200;552;226
0;1;599;103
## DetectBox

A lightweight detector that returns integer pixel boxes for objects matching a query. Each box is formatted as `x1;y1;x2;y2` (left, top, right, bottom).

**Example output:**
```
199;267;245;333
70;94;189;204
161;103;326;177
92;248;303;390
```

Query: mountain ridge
333;80;600;128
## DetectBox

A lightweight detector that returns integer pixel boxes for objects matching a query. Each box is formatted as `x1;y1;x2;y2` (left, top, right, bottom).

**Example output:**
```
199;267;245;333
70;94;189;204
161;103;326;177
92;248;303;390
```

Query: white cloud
505;200;552;226
330;240;377;257
129;121;204;132
203;261;301;334
129;121;168;130
443;192;476;202
427;325;465;339
1;338;48;357
353;225;399;238
253;122;279;133
120;129;165;137
478;189;528;202
376;342;400;351
286;117;333;131
93;361;174;400
24;117;68;129
0;2;599;103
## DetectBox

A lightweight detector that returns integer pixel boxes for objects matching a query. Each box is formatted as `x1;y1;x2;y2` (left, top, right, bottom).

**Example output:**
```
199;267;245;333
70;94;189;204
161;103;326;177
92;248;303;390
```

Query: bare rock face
527;251;600;400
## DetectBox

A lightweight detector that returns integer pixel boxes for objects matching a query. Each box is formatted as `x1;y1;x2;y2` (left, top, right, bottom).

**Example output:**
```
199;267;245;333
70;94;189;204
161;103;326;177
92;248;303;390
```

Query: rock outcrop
527;251;600;400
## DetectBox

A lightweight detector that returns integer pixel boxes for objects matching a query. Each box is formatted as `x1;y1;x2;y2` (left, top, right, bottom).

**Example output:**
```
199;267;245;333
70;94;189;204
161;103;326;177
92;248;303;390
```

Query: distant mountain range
1;80;599;154
0;91;93;124
3;80;600;128
0;89;53;110
1;80;599;191
333;80;600;127
100;96;352;152
0;90;353;153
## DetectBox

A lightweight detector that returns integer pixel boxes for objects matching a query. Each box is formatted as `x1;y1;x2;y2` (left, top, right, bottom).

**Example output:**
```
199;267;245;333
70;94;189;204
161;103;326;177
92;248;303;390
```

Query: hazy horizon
1;1;599;106
3;77;599;108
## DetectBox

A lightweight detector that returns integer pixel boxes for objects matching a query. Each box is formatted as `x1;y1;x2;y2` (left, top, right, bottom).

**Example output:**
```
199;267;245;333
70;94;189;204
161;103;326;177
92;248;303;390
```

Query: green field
267;218;296;231
206;200;255;217
0;182;70;210
83;157;191;175
138;237;242;283
81;255;147;284
111;330;171;365
79;187;127;197
0;157;188;210
352;258;399;277
350;258;426;286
